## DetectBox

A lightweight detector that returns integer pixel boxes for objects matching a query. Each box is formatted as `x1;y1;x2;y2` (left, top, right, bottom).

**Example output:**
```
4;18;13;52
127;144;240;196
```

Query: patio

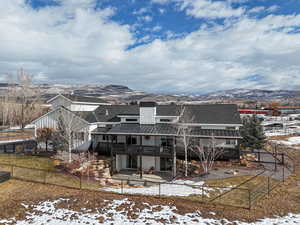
112;169;173;183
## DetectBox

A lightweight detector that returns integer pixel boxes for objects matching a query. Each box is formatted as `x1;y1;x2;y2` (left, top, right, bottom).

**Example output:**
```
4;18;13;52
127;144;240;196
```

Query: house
90;103;242;176
46;94;110;111
32;102;243;177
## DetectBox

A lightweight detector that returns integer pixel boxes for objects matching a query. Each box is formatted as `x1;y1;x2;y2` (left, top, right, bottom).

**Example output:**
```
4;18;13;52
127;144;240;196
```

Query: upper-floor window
225;139;236;145
125;118;138;122
226;126;236;130
160;119;172;122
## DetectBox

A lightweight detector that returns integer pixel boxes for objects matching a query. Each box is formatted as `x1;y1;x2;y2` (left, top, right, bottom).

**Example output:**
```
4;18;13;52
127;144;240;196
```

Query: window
161;136;173;147
226;139;236;145
160;119;171;122
125;118;138;122
226;126;236;130
126;136;137;145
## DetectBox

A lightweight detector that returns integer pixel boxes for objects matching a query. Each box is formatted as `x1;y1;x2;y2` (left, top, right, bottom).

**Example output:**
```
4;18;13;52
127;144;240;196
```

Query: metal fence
0;160;286;210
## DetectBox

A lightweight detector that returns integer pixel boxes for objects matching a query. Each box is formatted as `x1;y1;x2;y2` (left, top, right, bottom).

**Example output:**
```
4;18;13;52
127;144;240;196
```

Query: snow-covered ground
1;198;300;225
101;179;232;197
270;137;300;147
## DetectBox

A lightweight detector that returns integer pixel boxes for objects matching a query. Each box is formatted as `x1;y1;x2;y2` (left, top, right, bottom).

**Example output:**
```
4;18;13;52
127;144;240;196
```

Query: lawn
0;154;100;190
0;154;57;171
186;175;281;208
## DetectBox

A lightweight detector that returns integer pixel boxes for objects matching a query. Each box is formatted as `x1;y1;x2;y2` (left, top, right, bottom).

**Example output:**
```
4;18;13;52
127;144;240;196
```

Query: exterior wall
140;107;156;124
116;155;160;171
116;154;127;172
33;107;91;150
142;136;156;146
88;124;98;140
70;104;99;112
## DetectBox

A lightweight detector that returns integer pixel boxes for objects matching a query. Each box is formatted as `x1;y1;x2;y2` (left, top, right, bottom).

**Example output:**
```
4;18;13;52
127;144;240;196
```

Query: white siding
70;104;99;112
140;107;156;124
116;154;127;172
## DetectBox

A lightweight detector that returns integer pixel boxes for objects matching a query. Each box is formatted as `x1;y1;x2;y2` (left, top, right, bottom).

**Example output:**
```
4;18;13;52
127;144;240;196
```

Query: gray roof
50;94;108;104
92;123;241;138
92;104;241;125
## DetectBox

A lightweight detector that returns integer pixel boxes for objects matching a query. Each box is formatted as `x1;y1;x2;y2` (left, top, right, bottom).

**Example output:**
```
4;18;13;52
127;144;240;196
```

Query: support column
173;136;177;178
139;136;143;179
110;135;114;175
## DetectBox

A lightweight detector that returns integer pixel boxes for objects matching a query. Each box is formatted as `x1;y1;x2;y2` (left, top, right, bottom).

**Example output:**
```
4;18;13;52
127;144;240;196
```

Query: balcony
95;142;173;157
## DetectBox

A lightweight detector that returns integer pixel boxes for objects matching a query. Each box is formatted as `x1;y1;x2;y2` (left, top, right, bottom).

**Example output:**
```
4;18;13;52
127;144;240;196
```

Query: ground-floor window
126;136;137;145
160;157;172;171
127;155;138;169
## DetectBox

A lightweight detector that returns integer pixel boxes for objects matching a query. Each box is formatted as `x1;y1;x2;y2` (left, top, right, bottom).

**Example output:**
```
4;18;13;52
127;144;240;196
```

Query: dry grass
0;154;57;171
0;148;299;223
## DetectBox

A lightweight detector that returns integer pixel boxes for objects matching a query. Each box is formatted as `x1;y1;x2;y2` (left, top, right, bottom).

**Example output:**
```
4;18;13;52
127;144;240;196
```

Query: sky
0;0;300;93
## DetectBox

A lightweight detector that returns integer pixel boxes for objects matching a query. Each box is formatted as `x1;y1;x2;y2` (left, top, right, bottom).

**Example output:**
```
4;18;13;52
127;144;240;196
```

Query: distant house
32;102;243;176
47;94;110;112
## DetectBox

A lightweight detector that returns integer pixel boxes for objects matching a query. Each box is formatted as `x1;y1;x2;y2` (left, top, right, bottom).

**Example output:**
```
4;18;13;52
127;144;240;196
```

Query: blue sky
1;0;300;93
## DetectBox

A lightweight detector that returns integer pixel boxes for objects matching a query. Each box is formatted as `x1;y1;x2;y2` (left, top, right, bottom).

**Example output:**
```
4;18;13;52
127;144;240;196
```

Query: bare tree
0;69;45;128
192;134;224;175
176;105;194;177
36;128;54;151
52;107;89;163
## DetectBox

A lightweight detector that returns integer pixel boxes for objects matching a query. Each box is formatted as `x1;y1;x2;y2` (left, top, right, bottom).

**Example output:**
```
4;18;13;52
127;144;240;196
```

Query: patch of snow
270;136;300;147
100;179;232;197
1;198;300;225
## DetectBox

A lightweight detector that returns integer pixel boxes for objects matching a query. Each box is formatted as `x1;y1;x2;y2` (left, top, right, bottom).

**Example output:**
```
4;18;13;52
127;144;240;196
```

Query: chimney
139;102;156;124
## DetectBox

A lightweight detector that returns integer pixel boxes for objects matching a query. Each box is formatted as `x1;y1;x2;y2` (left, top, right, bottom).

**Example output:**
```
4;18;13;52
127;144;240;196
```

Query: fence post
11;165;13;177
248;189;251;210
282;162;285;183
159;183;161;197
80;174;82;189
44;170;47;184
267;177;270;195
121;180;124;194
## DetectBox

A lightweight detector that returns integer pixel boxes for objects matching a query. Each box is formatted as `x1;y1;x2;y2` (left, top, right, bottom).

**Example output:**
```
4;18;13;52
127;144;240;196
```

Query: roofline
91;132;242;138
46;94;70;104
46;94;109;105
72;101;110;105
180;123;243;127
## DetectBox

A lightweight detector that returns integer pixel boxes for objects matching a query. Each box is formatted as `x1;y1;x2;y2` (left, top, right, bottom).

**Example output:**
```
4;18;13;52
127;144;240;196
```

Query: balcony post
139;136;143;179
173;136;177;178
110;135;114;175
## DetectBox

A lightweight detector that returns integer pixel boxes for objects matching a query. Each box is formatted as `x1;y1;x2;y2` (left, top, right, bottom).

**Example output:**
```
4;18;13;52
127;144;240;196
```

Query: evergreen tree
240;115;266;150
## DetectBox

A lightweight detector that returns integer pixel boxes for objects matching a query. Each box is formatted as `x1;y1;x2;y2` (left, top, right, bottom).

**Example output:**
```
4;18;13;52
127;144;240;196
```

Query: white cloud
177;0;245;19
151;0;170;4
0;0;300;93
267;5;279;13
139;15;153;22
152;25;162;32
249;6;265;14
133;7;148;15
159;8;166;14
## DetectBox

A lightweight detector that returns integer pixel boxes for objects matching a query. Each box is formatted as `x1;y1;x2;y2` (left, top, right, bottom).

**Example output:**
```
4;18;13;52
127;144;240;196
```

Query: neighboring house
47;94;110;111
32;102;243;176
